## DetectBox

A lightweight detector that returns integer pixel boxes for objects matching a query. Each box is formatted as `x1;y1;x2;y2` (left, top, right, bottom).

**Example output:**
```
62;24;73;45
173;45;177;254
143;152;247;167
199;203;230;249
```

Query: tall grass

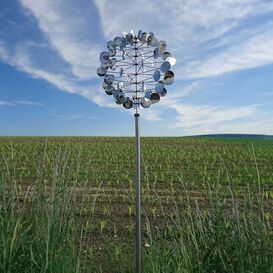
0;144;82;273
143;182;273;273
93;182;273;273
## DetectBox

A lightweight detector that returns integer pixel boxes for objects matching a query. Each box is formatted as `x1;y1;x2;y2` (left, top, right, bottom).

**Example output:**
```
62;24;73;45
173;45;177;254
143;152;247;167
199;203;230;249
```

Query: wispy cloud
0;101;14;106
157;83;264;134
0;100;43;107
142;109;163;122
20;0;102;80
171;103;259;129
163;100;271;135
51;113;97;120
181;25;273;79
94;0;273;79
14;100;44;106
212;117;273;135
0;0;111;108
0;41;110;106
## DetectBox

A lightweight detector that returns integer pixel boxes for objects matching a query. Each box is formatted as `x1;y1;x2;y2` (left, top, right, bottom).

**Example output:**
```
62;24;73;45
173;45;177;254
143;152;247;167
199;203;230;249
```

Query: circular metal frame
97;30;175;112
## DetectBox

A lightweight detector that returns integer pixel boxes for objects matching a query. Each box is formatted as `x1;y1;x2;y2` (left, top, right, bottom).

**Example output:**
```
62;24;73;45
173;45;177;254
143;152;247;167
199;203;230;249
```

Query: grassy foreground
0;137;272;272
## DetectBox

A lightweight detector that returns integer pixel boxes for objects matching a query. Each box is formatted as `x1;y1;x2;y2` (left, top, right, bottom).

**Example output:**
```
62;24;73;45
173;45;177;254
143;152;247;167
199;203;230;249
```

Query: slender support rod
135;112;141;273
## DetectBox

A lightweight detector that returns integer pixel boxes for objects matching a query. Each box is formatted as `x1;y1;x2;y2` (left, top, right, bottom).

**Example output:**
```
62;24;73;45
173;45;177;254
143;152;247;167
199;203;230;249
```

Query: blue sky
1;0;273;136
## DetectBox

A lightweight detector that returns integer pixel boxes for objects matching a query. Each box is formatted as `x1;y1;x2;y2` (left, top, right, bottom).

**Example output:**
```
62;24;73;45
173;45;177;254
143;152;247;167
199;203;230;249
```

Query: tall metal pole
134;35;141;273
135;112;141;273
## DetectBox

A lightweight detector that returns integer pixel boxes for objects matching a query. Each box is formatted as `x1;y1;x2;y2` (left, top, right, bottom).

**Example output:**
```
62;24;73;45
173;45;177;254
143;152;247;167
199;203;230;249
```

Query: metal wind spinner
97;30;176;112
97;30;176;273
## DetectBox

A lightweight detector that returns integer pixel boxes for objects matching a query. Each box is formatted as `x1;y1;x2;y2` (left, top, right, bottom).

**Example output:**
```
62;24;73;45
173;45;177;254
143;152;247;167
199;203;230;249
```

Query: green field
0;137;272;273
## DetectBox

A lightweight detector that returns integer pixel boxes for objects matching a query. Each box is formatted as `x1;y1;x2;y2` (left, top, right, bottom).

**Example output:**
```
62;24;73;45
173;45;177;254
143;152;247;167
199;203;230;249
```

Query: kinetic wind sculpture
97;30;175;273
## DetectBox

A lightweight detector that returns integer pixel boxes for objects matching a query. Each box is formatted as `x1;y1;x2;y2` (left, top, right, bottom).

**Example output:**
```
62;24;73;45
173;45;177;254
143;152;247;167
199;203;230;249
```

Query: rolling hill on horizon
197;134;273;140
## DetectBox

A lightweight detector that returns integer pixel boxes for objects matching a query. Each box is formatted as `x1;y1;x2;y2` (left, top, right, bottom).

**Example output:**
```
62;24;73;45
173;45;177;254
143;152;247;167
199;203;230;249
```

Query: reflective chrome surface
153;70;161;81
161;52;171;60
104;74;115;85
120;41;126;50
114;36;123;47
153;48;160;59
98;30;175;111
144;91;151;99
163;71;174;85
137;30;142;40
150;92;160;103
107;40;115;50
123;99;134;109
158;40;167;53
105;85;115;95
140;97;151;108
160;61;171;73
158;87;167;97
150;37;158;47
155;81;165;92
166;56;176;66
147;32;154;45
100;51;109;64
108;58;117;70
140;32;147;43
118;82;124;91
108;48;116;57
114;91;125;102
97;66;107;77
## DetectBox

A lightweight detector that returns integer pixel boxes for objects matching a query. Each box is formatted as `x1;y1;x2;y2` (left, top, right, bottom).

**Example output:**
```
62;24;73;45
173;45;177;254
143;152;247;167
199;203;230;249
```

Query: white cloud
0;1;114;109
95;0;273;40
156;82;269;134
142;109;163;122
51;113;97;120
0;101;14;106
214;118;273;135
14;100;44;106
0;41;112;107
165;101;272;135
171;103;259;129
163;82;201;101
181;26;273;79
0;100;43;107
20;0;101;80
94;0;272;43
94;0;273;79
